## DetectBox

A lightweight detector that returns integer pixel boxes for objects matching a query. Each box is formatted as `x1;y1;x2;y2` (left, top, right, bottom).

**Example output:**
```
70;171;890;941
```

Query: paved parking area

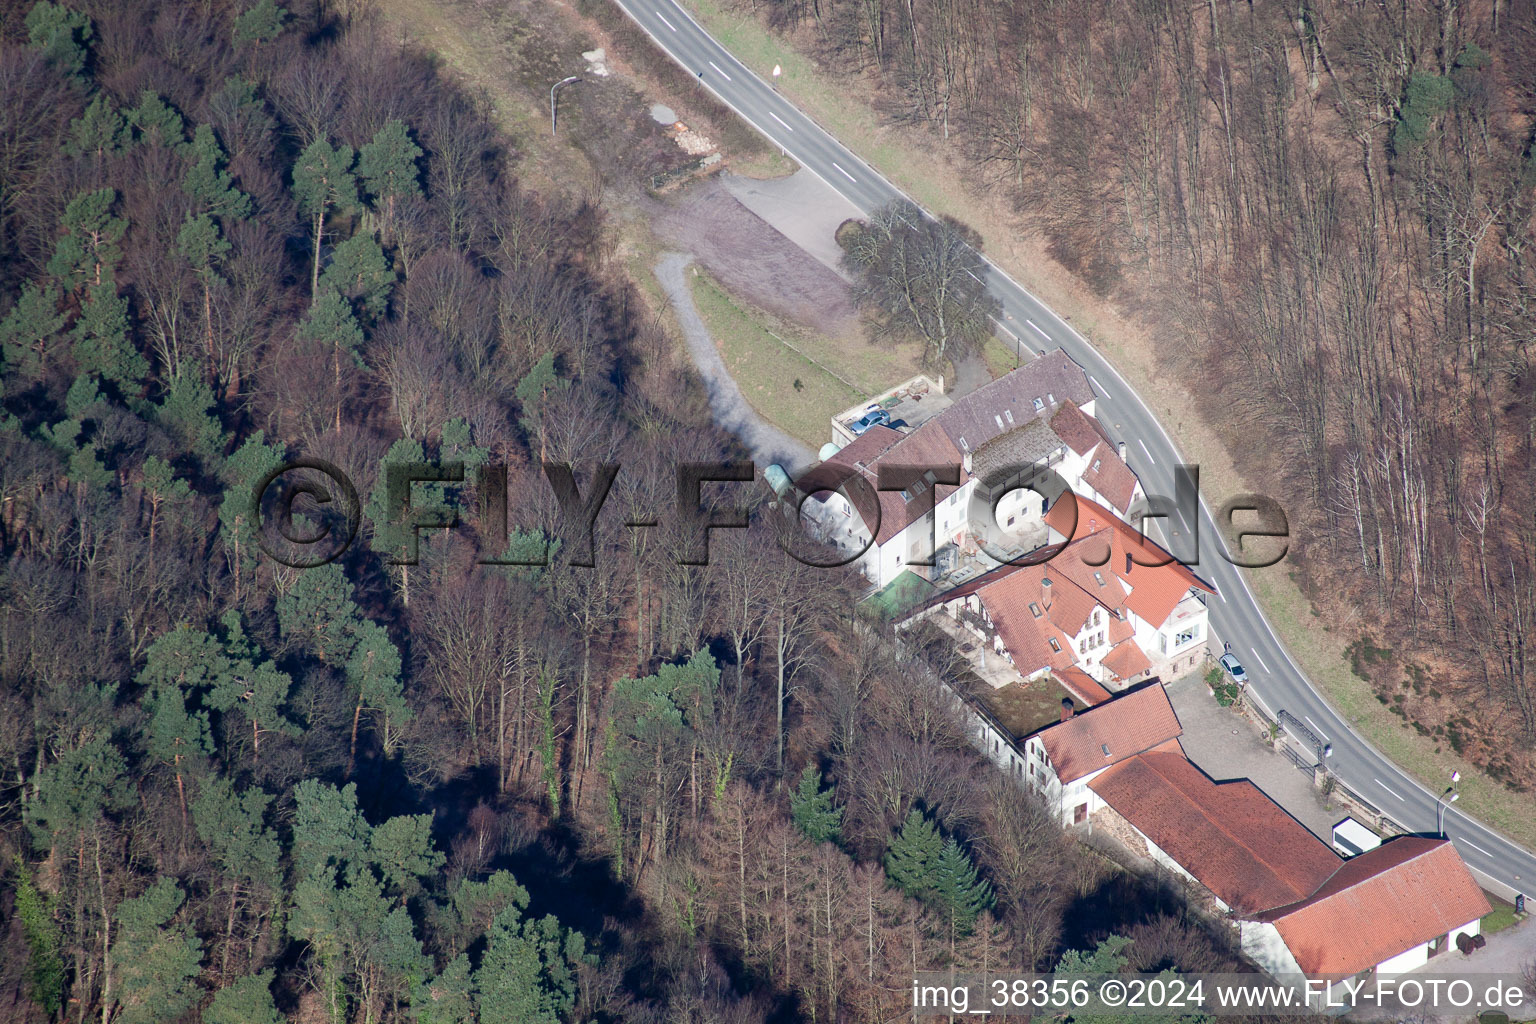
1165;670;1341;842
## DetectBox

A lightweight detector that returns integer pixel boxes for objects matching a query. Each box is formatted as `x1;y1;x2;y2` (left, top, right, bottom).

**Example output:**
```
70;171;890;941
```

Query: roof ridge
1142;755;1324;892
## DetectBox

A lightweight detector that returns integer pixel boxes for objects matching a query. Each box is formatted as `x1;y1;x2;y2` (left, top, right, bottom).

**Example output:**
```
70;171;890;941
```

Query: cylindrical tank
818;442;841;461
764;464;793;498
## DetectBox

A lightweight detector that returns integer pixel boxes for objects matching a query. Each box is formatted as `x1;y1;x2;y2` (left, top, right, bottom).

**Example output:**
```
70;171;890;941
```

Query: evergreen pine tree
64;95;126;161
298;288;366;429
233;0;288;45
357;119;422;240
0;282;65;383
217;431;286;600
292;138;358;296
320;231;394;321
472;906;586;1024
883;808;943;901
71;280;146;389
154;362;227;465
47;188;126;289
25;1;91;77
126;90;186;148
144;682;211;826
192;777;281;892
204;970;283;1024
109;878;204;1024
789;763;844;844
413;953;475;1024
931;836;994;937
183;124;252;220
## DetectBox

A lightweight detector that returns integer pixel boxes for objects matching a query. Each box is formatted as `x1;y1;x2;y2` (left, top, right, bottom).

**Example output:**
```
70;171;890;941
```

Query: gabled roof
1251;837;1491;976
866;420;964;544
1056;667;1111;707
1089;752;1342;915
1045;496;1214;628
798;423;964;545
966;562;1079;676
934;350;1092;454
1083;450;1140;515
1050;400;1115;456
1033;683;1182;783
1100;641;1152;682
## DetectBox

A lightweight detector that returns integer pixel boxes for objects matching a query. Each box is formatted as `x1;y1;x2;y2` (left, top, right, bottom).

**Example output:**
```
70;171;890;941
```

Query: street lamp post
1437;785;1460;837
550;76;580;136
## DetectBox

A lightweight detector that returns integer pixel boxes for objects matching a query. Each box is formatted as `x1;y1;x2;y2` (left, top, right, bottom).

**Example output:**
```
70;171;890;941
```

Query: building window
1007;516;1016;526
1074;803;1087;824
1079;640;1087;655
1159;633;1167;654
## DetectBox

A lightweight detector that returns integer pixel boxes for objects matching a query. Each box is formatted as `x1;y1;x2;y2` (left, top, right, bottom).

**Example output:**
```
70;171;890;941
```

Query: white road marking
1459;837;1492;857
1090;375;1111;400
1304;716;1330;742
655;10;677;30
1025;318;1051;340
768;111;793;131
832;162;857;182
1375;778;1405;802
1253;652;1271;673
707;60;731;81
1137;438;1154;464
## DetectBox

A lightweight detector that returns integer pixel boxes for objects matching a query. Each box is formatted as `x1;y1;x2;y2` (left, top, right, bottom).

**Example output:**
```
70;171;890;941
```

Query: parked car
1219;652;1248;685
848;408;891;436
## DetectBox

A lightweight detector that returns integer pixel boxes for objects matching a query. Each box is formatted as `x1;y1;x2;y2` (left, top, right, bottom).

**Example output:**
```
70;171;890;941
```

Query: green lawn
689;271;866;449
1481;902;1523;936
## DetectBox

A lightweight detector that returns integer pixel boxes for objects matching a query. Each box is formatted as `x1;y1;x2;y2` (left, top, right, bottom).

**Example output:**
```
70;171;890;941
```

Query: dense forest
746;0;1536;785
0;1;1268;1021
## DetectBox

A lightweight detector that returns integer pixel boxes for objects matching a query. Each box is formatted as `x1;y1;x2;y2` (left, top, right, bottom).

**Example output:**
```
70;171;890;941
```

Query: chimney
1060;697;1075;721
1041;576;1053;610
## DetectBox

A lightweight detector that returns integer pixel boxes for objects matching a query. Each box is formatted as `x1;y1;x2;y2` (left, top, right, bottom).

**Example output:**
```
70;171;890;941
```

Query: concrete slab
1165;670;1341;842
720;168;862;278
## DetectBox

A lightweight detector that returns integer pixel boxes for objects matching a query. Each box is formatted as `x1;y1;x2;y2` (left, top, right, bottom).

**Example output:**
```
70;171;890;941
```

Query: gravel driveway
655;252;815;473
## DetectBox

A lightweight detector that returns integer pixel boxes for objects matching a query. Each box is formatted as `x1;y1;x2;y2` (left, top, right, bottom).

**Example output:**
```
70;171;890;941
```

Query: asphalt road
613;0;1536;901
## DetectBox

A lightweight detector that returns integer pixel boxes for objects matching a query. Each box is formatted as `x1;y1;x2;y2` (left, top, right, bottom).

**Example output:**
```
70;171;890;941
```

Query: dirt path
655;253;816;472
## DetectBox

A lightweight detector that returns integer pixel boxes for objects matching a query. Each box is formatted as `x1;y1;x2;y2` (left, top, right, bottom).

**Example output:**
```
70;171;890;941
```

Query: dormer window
1093;459;1101;472
958;436;969;451
1101;743;1111;757
1033;397;1045;411
1048;638;1061;653
1005;410;1015;424
995;415;1005;430
1028;602;1042;618
1093;572;1105;587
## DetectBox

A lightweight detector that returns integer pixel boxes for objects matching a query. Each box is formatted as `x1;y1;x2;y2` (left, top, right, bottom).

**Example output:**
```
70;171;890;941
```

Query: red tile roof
1253;837;1491;976
1048;401;1139;513
1057;667;1111;707
1083;450;1140;515
1045;496;1214;627
1089;752;1342;915
1101;641;1152;682
1034;683;1182;783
